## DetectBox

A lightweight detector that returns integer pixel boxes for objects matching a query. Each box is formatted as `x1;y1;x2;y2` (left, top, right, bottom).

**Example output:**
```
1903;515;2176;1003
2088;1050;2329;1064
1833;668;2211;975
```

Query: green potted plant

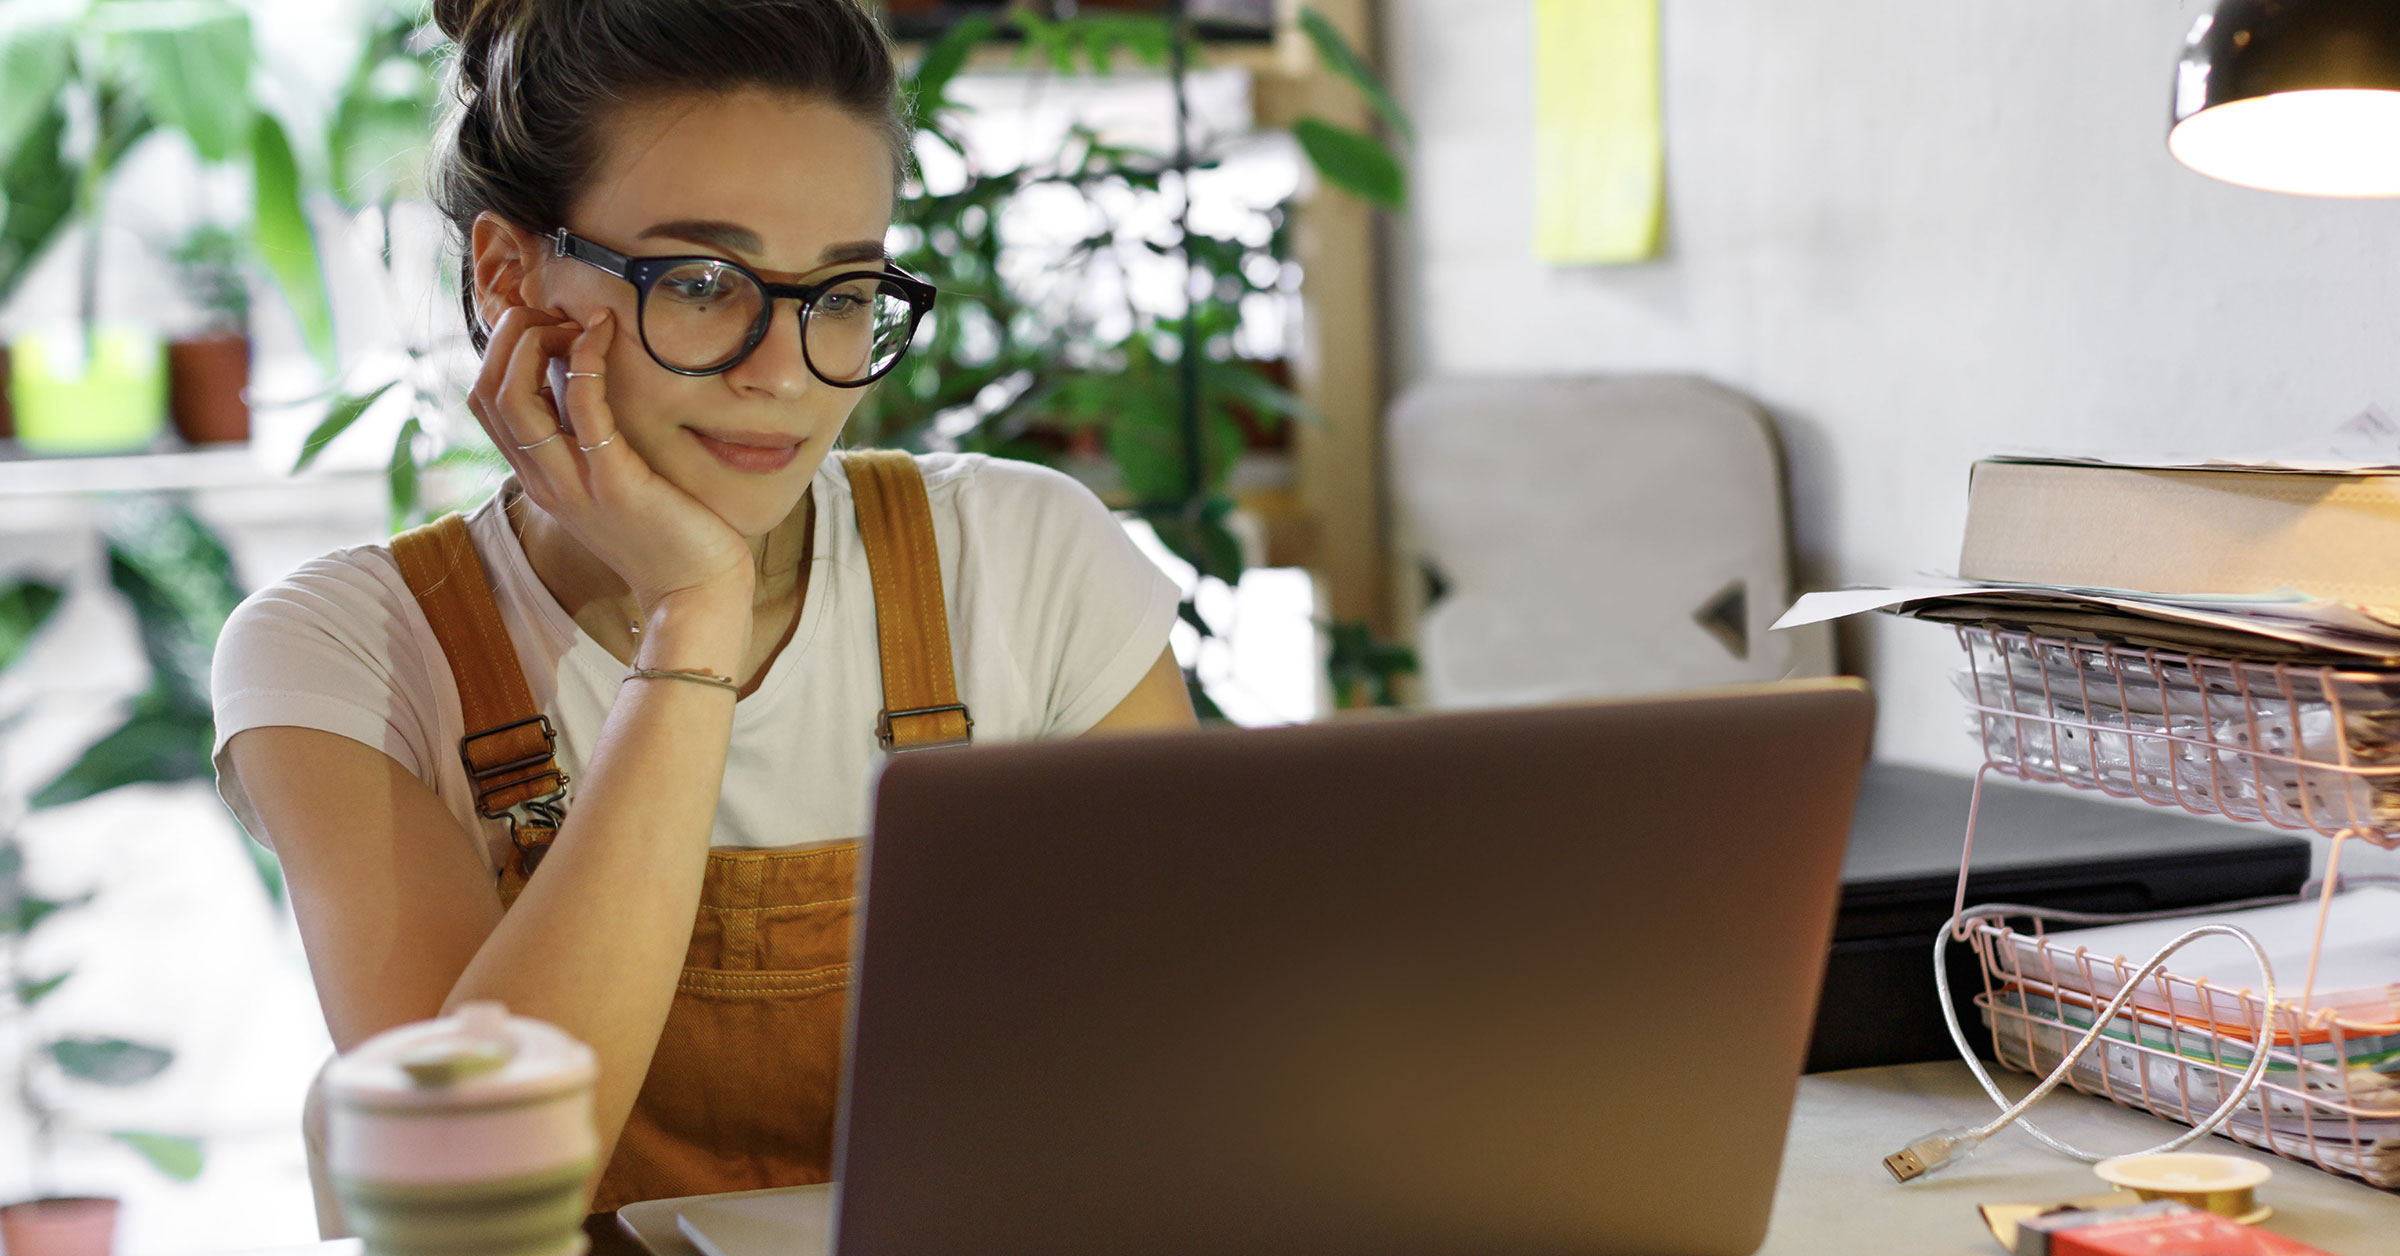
862;5;1414;713
164;224;252;446
0;0;334;453
0;572;204;1256
3;325;165;455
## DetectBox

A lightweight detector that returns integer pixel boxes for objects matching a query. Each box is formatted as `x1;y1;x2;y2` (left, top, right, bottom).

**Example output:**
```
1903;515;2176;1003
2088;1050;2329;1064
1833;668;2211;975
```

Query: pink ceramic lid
327;1001;596;1112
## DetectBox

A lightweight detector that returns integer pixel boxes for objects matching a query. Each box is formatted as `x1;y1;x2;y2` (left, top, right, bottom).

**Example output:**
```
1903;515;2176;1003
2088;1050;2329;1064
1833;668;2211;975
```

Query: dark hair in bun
428;0;906;350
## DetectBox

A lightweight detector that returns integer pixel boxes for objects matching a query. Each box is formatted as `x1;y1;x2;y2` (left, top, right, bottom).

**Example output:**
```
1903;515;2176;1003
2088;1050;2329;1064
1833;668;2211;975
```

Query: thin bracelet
625;666;739;693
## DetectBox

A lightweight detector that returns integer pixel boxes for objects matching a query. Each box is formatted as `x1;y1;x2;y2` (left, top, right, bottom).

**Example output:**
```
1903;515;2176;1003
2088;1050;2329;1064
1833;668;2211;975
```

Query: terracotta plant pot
167;332;251;446
0;1197;121;1256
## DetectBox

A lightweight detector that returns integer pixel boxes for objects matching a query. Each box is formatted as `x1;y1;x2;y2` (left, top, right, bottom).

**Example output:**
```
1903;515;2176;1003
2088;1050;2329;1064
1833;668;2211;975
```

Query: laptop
622;678;1874;1256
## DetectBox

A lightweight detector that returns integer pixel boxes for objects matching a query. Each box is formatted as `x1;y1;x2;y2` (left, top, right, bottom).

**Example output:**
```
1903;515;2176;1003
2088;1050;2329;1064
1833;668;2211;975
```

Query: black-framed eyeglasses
550;229;936;386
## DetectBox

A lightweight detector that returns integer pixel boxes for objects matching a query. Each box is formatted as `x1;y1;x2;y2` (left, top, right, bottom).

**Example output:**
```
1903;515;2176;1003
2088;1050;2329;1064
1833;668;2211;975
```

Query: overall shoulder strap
841;450;973;751
389;514;568;836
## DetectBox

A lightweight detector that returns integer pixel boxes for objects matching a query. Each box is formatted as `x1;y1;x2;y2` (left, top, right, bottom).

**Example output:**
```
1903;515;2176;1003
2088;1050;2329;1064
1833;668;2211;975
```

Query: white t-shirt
211;452;1181;874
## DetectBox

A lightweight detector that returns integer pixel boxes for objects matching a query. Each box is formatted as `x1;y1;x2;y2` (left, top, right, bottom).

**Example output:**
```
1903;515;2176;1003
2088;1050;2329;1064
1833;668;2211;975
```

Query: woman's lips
688;428;803;474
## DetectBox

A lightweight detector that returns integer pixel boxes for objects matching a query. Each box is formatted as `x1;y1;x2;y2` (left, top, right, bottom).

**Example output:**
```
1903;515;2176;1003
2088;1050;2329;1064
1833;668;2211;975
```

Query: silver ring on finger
576;435;617;453
565;371;605;380
516;430;565;451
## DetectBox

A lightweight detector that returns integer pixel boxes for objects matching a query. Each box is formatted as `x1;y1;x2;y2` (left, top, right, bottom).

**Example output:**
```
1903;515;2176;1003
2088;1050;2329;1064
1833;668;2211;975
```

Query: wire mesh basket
1971;913;2400;1186
1953;624;2400;848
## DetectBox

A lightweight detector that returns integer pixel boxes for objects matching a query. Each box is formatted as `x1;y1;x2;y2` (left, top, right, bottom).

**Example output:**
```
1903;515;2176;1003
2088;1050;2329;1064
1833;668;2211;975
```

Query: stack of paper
1990;987;2400;1098
1987;1004;2400;1187
1776;582;2400;662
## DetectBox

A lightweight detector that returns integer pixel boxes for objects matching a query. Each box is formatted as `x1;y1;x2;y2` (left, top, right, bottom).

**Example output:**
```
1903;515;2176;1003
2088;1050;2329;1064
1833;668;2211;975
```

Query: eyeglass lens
642;261;918;380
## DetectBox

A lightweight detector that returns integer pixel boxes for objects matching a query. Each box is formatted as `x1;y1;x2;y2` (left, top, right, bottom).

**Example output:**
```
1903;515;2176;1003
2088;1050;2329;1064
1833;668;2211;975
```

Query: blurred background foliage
0;0;331;364
2;562;211;1194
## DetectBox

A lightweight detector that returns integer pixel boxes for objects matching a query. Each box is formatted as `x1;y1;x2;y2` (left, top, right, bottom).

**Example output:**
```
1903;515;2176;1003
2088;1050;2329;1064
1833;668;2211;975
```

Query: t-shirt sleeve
210;550;443;845
958;459;1182;736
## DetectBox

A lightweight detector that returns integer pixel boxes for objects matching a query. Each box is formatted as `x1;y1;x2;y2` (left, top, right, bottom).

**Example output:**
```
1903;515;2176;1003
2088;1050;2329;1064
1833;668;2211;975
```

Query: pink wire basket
1954;624;2400;848
1971;914;2400;1186
1948;622;2400;1186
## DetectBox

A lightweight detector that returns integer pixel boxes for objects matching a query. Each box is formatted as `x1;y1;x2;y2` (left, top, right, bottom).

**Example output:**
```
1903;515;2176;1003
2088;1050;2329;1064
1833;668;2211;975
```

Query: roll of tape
2094;1152;2272;1224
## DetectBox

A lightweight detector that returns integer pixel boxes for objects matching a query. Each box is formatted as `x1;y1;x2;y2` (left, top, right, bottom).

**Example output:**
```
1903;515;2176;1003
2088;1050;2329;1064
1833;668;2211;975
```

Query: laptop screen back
838;679;1873;1256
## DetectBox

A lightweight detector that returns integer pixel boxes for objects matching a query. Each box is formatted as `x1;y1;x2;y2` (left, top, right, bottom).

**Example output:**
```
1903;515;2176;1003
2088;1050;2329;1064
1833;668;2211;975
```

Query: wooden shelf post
1254;0;1391;637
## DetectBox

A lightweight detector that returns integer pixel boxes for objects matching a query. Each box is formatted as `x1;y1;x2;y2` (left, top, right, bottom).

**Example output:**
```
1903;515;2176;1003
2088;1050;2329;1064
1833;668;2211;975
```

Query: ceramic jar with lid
325;1001;598;1256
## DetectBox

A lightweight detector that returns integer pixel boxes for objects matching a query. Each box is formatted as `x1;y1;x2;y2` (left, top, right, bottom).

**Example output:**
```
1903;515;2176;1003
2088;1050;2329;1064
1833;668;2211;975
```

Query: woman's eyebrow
639;219;762;256
634;221;886;268
819;240;887;265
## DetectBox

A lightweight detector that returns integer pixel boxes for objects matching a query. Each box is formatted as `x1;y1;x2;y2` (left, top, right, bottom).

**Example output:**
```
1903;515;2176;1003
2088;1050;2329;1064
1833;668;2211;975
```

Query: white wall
1384;0;2400;778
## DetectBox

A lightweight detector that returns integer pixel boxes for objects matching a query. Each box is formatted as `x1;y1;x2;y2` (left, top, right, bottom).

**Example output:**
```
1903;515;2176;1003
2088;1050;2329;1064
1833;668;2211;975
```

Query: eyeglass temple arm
551;229;633;276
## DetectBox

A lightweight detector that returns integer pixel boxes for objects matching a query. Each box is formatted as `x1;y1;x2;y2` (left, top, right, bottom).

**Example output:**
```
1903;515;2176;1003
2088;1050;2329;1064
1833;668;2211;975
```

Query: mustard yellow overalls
306;449;970;1223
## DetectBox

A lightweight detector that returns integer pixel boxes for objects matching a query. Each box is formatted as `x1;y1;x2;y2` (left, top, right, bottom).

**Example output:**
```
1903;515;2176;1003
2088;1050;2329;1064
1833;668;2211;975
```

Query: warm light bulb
2170;88;2400;197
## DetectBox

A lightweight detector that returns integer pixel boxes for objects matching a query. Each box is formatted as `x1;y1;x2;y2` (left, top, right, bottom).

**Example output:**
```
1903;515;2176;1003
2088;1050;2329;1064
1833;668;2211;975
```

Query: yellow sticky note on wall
1535;0;1664;264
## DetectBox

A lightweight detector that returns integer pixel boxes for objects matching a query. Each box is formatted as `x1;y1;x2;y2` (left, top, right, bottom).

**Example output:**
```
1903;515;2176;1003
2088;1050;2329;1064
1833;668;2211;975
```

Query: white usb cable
1883;902;2280;1183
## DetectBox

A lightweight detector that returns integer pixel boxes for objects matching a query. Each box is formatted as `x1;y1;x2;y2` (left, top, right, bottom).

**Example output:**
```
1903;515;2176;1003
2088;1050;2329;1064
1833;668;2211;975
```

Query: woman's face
504;89;897;540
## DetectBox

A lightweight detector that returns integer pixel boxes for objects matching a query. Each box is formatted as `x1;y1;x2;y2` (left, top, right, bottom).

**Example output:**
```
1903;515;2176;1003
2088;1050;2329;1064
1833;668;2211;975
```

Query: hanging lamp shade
2170;0;2400;197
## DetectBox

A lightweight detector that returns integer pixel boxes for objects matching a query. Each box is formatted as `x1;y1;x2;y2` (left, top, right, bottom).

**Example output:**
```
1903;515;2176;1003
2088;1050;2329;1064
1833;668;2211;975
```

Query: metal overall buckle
461;714;571;872
461;714;568;812
876;703;974;752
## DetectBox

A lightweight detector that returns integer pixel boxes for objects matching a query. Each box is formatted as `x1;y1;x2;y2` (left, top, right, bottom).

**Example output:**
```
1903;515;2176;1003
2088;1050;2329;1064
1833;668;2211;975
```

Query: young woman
211;0;1193;1219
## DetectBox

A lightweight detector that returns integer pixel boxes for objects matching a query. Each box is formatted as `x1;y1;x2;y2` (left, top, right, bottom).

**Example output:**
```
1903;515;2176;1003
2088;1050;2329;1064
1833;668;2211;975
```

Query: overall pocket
595;843;861;1210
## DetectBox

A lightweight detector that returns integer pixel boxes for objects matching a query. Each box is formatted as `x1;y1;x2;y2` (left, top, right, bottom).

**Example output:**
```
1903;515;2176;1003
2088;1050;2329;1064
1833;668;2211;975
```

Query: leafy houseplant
0;571;204;1256
168;225;249;336
0;490;269;1246
36;496;281;904
862;4;1416;713
293;0;475;531
0;0;334;356
0;0;335;452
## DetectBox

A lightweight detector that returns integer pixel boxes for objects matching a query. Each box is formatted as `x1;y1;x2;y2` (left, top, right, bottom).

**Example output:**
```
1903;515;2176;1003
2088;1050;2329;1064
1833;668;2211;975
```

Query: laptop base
617;1184;832;1256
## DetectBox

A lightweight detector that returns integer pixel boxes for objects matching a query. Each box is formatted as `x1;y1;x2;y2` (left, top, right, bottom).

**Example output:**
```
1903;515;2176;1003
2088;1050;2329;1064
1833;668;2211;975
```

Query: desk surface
238;1062;2400;1256
1765;1062;2400;1255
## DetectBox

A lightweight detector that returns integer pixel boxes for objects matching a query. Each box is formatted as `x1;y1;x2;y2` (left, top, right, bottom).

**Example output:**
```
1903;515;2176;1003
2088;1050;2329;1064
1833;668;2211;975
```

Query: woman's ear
468;212;543;331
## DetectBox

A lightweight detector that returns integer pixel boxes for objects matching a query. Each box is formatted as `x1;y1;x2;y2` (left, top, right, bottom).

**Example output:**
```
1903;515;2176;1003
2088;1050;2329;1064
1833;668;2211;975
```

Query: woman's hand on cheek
468;305;758;613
